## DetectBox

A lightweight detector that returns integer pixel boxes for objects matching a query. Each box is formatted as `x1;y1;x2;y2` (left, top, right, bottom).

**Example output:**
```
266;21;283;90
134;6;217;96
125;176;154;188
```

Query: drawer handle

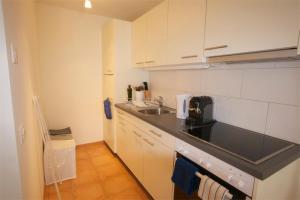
205;45;228;51
133;131;141;137
135;62;144;65
143;138;154;146
145;60;155;63
181;55;198;59
149;130;162;138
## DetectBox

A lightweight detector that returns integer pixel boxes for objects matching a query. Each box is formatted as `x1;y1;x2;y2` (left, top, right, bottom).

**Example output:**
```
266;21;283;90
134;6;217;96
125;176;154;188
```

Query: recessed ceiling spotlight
84;0;92;8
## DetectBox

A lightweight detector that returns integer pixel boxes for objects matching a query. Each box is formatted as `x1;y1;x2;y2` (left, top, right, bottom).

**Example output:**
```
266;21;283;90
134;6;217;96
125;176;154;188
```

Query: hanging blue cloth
171;157;200;196
104;98;112;120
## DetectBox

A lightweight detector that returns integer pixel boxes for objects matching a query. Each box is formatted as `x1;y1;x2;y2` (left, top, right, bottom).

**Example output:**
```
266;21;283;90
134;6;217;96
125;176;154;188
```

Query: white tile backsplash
274;60;300;68
242;68;300;105
201;69;243;98
266;104;300;144
214;96;268;133
150;70;176;91
149;61;300;143
175;70;202;93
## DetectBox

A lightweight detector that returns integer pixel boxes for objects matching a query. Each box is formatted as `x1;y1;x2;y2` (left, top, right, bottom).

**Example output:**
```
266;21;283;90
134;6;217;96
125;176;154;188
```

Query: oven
174;139;254;200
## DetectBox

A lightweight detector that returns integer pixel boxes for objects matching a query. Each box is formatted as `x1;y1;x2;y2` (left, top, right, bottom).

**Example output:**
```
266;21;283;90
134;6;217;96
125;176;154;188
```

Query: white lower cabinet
116;119;131;165
103;115;114;151
142;133;174;200
116;109;175;200
127;125;144;182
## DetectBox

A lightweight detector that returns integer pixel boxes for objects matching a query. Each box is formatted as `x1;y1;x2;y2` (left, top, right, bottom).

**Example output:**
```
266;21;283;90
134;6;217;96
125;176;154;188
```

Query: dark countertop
115;103;300;180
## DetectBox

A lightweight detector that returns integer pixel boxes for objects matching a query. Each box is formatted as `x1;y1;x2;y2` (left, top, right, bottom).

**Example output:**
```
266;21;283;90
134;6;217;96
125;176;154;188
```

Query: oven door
173;153;250;200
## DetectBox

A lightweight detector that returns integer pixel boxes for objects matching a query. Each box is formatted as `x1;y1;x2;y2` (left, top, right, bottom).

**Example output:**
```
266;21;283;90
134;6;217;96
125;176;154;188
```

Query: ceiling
37;0;163;21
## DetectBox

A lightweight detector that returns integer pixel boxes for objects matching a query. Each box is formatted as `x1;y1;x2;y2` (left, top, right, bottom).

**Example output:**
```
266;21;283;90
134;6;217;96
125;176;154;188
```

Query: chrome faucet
154;96;164;108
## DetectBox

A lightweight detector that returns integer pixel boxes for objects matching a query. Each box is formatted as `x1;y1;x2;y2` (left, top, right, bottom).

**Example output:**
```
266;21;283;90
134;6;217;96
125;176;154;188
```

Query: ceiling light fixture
84;0;92;8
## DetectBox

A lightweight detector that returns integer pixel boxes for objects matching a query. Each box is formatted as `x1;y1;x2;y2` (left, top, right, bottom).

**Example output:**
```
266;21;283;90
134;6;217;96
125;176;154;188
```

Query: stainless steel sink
138;108;173;115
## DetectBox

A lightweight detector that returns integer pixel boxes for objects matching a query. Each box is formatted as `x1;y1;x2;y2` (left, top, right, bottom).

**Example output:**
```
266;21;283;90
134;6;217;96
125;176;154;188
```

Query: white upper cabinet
204;0;299;57
132;0;206;67
132;15;147;67
144;0;168;67
167;0;207;64
102;22;115;74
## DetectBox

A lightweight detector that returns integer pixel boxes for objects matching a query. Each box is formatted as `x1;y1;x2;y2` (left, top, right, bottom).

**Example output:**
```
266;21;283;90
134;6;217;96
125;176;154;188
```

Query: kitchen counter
115;103;300;180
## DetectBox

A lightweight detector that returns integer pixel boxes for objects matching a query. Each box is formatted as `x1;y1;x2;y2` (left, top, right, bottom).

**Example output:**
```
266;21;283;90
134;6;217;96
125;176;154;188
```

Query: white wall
0;2;22;199
150;61;300;144
1;0;44;199
37;4;110;145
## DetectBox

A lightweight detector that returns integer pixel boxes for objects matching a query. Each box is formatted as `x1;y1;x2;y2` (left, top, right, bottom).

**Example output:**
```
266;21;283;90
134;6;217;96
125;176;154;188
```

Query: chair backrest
33;96;51;144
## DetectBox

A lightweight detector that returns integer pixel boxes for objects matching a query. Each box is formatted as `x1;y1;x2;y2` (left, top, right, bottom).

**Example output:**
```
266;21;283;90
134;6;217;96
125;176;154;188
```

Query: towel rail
195;172;233;200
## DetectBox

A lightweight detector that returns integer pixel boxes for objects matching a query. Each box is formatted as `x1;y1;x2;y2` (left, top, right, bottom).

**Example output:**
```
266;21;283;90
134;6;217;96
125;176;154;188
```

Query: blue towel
171;157;200;196
104;98;112;120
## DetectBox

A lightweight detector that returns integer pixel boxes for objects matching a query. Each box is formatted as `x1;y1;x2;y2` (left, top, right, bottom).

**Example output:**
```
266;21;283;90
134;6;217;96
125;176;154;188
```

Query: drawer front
116;108;175;148
116;109;136;123
143;124;175;149
117;116;127;127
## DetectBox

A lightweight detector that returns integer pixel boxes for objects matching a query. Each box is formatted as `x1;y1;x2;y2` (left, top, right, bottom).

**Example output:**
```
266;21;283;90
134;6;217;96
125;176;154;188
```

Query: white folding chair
33;96;76;200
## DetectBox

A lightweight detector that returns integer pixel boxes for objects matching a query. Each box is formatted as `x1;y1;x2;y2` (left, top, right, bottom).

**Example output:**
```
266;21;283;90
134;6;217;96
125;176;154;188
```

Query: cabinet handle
205;45;228;51
145;60;155;63
181;55;198;59
133;131;141;137
135;62;144;65
149;130;162;138
143;138;154;146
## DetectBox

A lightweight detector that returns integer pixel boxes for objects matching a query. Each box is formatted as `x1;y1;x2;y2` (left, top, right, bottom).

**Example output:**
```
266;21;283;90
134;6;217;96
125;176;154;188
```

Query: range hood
206;47;300;64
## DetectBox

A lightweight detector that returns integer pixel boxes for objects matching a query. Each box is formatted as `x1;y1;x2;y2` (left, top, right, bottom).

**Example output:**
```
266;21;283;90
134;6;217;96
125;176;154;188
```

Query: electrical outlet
10;43;18;64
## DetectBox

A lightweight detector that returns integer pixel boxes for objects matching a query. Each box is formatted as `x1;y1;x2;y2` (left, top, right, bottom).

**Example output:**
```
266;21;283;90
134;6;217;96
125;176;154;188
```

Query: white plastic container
135;91;144;103
44;139;76;185
176;94;191;119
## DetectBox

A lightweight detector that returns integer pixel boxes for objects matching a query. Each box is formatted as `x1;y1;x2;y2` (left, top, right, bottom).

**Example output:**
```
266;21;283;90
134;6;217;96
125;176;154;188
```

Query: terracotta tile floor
44;142;150;200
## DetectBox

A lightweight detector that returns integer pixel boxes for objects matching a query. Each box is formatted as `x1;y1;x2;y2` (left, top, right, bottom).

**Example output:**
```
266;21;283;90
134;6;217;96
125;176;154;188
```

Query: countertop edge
115;104;300;180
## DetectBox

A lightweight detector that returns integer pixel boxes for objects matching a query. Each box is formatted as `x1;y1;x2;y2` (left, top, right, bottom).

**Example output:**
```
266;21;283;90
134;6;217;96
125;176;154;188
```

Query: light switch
10;43;18;64
19;125;25;145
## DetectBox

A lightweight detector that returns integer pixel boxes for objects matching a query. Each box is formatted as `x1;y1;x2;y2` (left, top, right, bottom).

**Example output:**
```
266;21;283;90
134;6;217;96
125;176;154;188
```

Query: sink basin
138;108;173;115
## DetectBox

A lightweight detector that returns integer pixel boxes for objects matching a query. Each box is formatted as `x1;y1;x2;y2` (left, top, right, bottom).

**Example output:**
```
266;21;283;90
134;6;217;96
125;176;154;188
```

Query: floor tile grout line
45;142;149;200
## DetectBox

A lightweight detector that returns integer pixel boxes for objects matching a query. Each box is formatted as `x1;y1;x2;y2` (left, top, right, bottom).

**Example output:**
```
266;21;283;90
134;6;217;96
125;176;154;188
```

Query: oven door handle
195;171;233;200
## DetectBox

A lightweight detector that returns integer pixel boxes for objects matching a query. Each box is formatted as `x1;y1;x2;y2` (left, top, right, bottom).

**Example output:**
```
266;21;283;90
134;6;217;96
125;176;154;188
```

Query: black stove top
181;122;295;164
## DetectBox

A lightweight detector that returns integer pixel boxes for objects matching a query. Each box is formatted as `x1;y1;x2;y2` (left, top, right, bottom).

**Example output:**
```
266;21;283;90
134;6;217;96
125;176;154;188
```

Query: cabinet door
128;127;144;181
167;0;206;65
144;1;168;67
204;0;299;57
116;119;130;164
132;15;147;67
103;117;114;151
142;134;174;200
102;21;115;74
